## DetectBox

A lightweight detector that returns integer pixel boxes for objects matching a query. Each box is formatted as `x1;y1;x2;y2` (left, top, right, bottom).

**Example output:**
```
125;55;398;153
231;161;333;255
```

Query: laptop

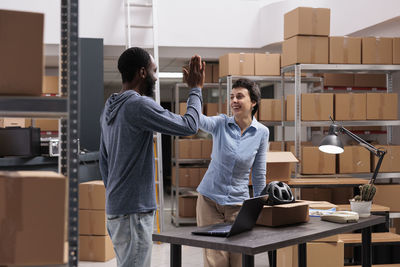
191;194;268;237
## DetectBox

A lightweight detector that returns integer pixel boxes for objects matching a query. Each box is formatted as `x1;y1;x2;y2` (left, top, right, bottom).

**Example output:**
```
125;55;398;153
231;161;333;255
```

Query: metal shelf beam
296;173;400;179
0;97;67;117
219;75;321;83
282;120;400;127
282;64;400;74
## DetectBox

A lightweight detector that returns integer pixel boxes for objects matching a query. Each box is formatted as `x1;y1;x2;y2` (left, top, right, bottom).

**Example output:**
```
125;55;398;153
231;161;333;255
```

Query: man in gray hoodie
99;47;204;267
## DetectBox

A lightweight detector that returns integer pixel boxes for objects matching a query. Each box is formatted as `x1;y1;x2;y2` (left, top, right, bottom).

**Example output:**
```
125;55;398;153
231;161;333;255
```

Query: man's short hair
118;47;151;83
232;78;261;117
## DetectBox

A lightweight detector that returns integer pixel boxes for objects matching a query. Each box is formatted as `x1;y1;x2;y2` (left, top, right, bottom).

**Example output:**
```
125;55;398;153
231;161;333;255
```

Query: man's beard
141;75;155;97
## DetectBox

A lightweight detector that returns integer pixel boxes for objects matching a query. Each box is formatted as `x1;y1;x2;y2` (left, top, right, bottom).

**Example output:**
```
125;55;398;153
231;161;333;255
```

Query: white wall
2;0;400;49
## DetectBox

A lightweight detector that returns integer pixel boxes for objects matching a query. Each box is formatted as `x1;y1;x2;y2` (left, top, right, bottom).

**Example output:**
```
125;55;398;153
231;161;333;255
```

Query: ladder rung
128;3;153;8
130;25;153;29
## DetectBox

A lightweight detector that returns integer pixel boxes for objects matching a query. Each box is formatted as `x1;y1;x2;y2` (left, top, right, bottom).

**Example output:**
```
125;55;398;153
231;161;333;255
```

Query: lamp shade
319;134;344;154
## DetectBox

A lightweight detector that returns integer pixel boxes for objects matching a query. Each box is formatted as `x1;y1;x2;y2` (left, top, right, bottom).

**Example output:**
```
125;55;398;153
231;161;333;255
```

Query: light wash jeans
106;211;155;267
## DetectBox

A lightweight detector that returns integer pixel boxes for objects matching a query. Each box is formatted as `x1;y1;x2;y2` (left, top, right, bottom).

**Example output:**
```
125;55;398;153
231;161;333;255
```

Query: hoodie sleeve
130;87;202;136
99;132;109;188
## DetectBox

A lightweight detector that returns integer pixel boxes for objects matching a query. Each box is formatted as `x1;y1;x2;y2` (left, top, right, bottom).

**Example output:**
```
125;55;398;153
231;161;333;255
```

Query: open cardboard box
267;151;299;182
256;200;309;227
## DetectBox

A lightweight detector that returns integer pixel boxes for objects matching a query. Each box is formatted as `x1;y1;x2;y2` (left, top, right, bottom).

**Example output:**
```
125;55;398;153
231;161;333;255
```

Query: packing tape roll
343;37;349;63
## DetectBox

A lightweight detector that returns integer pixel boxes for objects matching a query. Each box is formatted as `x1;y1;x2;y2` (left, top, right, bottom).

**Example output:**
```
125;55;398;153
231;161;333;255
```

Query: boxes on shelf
212;63;220;83
177;139;202;159
178;102;186;115
79;180;106;210
219;53;254;77
301;146;336;174
0;171;67;265
79;235;115;262
259;99;282;121
301;93;334;121
256;200;309;227
79;209;107;235
179;193;198;217
372;145;400;172
354;74;386;88
201;139;213;159
283;7;330;40
0;10;44;96
301;188;333;203
334;93;366;121
266;151;298;182
33;119;59;132
204;62;213;83
338;146;370;174
277;241;344;267
394;38;400;64
43;76;59;95
323;73;354;87
374;184;400;212
366;93;398;120
254;53;281;76
329;36;361;64
0;117;30;128
269;141;285;151
282;36;329;67
204;103;218;116
172;167;202;188
362;37;393;64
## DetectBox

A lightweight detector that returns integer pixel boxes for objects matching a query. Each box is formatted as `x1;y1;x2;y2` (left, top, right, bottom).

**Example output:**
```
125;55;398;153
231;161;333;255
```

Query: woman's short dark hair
232;78;261;117
118;47;151;83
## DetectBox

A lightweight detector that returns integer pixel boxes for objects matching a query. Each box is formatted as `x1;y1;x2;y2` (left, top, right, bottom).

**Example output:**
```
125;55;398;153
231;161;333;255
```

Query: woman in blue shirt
196;78;269;267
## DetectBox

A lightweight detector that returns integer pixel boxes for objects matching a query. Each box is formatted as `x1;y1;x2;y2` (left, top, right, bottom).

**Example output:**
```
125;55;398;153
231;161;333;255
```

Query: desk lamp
319;118;386;185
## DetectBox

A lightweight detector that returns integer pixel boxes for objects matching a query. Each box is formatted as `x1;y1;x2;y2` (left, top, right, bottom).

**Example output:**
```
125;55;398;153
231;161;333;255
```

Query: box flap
0;171;65;179
267;152;298;163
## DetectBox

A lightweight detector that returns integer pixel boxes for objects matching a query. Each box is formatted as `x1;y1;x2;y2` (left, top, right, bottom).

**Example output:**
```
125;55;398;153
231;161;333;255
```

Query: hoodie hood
104;90;138;125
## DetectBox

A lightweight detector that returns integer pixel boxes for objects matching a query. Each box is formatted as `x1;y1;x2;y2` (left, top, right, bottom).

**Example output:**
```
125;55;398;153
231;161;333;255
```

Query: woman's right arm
199;114;223;134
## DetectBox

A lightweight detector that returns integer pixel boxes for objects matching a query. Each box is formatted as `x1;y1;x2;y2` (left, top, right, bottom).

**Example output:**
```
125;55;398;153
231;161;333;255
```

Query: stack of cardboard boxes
79;180;115;262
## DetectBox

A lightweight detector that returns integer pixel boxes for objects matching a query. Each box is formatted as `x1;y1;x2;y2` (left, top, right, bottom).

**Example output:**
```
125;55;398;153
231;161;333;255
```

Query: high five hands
183;55;206;89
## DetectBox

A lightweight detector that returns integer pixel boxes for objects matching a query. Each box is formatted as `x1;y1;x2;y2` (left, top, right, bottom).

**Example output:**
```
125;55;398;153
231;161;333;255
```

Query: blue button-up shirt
197;114;269;205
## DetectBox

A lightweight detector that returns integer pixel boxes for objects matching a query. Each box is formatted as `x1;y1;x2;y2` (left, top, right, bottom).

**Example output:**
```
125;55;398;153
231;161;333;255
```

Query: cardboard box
79;210;107;235
338;146;370;173
329;36;361;64
366;93;398;120
79;235;115;262
204;62;213;83
259;99;282;121
199;167;207;179
79;180;106;210
286;95;295;121
0;117;30;128
269;141;285;151
255;53;281;76
178;102;187;115
354;74;386;88
267;152;298;182
277;241;344;267
171;167;201;188
212;64;220;83
282;36;329;67
286;141;313;152
179;194;197;217
256;201;309;227
43;76;59;94
0;171;67;265
34;119;59;131
362;37;393;64
0;10;43;96
323;73;354;87
177;139;202;159
374;184;400;212
394;38;400;64
219;53;255;77
331;187;354;205
301;93;334;121
301;188;333;203
201;139;213;159
334;93;366;121
205;103;218;116
284;7;330;40
372;145;400;172
301;146;336;174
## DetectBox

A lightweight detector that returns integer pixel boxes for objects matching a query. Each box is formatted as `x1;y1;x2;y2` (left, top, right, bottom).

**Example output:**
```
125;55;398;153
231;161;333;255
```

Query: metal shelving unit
281;64;400;181
171;83;219;226
0;1;79;266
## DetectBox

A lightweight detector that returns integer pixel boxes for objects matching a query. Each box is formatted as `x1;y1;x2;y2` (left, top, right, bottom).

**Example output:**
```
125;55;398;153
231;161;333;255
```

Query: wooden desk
153;216;385;267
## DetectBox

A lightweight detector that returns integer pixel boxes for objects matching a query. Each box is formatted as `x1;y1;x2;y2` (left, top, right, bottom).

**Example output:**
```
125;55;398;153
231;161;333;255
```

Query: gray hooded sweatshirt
100;88;202;215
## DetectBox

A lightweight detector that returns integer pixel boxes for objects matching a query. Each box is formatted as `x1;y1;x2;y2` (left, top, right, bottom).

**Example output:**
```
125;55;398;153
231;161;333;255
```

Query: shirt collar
228;116;259;131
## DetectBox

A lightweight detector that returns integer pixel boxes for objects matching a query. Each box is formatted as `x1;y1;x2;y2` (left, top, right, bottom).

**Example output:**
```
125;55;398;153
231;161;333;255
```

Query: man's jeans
106;211;155;267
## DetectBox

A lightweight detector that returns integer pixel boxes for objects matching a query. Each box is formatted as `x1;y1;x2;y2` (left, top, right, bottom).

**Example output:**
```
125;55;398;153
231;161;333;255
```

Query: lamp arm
371;152;385;184
340;126;380;156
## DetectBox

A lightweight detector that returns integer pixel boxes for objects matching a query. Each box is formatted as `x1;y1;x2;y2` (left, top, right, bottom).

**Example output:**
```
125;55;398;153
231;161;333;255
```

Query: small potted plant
350;183;376;217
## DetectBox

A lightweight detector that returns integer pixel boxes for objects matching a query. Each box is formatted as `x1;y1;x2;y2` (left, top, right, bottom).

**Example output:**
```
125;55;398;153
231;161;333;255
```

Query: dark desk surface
153;216;385;255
